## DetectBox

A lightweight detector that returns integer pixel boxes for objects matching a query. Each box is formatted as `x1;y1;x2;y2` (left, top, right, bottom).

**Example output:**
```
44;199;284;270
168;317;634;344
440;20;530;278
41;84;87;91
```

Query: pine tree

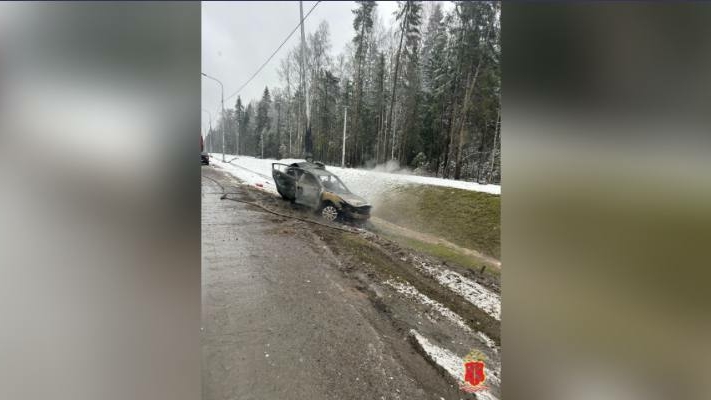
242;103;254;156
420;3;447;170
386;0;421;163
451;1;498;179
257;87;272;158
397;1;422;165
350;0;377;166
234;96;244;155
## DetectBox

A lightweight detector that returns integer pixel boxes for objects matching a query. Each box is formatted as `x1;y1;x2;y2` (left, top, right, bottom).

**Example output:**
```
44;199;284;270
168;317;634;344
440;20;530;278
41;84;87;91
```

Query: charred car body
272;162;371;222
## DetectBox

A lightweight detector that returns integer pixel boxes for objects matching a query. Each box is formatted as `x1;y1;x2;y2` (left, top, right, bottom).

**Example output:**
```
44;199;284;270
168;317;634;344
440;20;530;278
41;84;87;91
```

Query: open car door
295;172;322;209
272;163;297;200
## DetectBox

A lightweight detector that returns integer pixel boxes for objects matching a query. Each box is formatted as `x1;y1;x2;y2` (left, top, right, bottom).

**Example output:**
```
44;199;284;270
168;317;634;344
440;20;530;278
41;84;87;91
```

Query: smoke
365;159;413;175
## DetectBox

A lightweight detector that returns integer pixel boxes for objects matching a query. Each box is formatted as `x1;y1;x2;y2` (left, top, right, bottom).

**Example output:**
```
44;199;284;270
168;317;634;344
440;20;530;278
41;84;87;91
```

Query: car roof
290;162;333;176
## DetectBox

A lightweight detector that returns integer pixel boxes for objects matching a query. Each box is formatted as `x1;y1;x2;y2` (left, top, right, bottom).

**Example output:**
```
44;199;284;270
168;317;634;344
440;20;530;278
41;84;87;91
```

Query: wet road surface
201;167;462;400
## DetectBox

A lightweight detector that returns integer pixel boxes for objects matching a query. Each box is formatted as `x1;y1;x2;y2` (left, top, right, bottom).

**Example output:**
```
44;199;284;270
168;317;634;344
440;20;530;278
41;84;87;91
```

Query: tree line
206;1;500;183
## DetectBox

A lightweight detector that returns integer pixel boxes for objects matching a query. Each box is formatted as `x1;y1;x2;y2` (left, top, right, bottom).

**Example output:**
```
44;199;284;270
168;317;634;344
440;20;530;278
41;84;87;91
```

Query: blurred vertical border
0;2;201;400
503;3;711;400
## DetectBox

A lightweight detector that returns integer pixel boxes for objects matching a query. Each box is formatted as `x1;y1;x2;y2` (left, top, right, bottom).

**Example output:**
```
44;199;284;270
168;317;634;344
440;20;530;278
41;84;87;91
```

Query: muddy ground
202;166;501;399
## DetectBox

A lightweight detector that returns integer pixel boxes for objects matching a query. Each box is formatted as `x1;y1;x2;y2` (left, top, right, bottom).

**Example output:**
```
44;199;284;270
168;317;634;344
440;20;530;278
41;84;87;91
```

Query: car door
295;172;322;209
272;163;296;197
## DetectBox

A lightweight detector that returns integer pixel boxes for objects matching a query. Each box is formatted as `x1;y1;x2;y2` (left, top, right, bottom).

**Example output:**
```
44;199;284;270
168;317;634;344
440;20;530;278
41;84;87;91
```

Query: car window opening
318;175;350;194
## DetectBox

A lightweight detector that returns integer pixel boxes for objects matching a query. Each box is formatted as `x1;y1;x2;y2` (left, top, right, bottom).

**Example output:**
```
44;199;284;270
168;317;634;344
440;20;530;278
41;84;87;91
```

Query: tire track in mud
317;231;501;345
410;257;501;321
306;216;502;397
384;279;501;396
383;280;498;356
311;232;502;398
409;330;500;400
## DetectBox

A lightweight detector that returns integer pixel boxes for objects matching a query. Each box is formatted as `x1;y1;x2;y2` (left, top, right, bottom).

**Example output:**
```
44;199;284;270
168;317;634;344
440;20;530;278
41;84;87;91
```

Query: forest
206;1;500;183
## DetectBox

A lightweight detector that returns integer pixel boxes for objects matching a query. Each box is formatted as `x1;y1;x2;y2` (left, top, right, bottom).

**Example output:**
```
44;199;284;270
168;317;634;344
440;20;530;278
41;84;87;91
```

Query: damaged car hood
335;193;370;208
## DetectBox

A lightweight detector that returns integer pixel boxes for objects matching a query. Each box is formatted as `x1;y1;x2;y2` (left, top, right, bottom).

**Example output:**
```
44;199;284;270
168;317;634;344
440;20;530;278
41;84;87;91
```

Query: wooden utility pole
299;1;312;157
235;112;239;156
341;107;348;167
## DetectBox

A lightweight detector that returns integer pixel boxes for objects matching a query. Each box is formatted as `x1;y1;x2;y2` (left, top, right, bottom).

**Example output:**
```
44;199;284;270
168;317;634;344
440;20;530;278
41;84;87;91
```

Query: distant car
201;152;209;165
272;161;371;222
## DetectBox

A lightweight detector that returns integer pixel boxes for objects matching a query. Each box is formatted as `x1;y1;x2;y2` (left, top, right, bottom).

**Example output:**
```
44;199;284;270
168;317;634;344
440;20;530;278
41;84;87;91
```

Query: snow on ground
209;154;500;201
409;330;499;400
412;256;501;321
385;279;498;355
210;155;279;193
386;279;474;333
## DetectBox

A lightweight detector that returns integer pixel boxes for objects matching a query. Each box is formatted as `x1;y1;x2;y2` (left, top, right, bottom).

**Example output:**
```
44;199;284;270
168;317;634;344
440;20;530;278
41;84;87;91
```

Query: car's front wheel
320;203;339;222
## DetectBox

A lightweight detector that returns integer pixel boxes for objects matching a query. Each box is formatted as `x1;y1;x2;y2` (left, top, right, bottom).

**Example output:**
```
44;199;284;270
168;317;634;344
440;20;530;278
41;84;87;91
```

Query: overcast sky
201;1;402;133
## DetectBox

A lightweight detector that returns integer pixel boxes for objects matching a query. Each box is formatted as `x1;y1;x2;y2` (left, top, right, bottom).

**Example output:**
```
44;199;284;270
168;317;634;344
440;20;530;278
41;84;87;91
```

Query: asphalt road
201;167;463;400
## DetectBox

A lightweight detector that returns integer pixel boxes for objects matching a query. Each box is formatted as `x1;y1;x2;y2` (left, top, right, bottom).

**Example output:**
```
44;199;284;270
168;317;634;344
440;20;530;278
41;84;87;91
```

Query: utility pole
201;72;225;162
341;106;347;167
235;109;240;156
202;108;213;152
299;0;312;157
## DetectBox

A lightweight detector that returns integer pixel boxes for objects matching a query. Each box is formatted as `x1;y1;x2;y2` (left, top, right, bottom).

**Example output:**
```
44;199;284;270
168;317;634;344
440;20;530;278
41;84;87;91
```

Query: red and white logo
460;349;488;393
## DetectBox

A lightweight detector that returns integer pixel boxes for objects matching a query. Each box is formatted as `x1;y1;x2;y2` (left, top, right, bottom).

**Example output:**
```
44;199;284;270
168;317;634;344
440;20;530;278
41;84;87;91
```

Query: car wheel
320;204;339;222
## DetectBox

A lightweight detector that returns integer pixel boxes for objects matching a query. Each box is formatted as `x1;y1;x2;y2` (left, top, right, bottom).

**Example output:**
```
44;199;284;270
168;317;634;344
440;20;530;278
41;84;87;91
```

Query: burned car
272;161;371;222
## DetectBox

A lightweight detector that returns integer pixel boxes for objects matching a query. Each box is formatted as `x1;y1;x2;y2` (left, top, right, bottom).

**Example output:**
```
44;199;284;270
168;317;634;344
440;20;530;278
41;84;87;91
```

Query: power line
218;1;321;110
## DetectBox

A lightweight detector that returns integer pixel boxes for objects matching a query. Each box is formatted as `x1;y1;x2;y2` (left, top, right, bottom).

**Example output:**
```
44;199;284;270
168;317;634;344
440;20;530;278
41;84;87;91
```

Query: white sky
201;1;401;133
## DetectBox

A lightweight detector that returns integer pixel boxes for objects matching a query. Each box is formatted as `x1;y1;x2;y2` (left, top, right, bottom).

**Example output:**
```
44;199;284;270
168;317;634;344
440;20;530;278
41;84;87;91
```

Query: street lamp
201;72;225;162
201;108;213;152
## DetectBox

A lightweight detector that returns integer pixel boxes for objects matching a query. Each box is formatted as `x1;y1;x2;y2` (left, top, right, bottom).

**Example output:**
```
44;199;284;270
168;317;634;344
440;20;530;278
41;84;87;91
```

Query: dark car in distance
201;152;210;165
272;161;371;222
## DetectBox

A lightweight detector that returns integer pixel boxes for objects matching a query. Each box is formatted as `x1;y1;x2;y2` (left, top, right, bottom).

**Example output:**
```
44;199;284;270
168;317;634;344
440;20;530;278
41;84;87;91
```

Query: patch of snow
385;280;499;355
409;330;499;400
475;390;500;400
209;154;500;200
410;329;463;382
210;156;277;193
412;257;501;321
386;281;466;331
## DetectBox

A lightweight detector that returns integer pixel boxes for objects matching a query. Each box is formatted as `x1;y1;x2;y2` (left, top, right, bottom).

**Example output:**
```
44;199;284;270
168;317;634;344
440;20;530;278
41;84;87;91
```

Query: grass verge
372;184;500;259
372;227;500;279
